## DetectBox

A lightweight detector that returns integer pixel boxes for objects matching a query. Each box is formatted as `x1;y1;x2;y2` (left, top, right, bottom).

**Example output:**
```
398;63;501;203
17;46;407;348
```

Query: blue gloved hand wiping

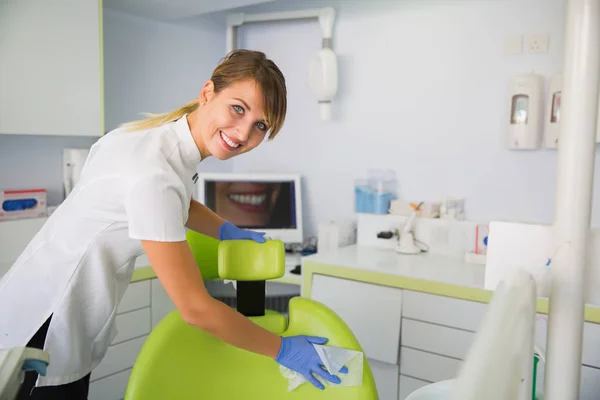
276;335;348;390
218;221;266;243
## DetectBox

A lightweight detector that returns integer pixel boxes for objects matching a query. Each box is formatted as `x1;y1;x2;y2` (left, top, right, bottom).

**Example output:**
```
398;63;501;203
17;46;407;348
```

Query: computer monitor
195;173;303;244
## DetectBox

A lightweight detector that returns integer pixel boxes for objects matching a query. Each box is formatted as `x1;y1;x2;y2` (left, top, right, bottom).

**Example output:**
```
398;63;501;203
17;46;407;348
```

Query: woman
0;49;343;399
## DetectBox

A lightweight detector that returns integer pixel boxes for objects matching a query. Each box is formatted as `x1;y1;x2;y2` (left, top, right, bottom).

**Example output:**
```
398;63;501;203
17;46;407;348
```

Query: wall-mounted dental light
226;7;338;121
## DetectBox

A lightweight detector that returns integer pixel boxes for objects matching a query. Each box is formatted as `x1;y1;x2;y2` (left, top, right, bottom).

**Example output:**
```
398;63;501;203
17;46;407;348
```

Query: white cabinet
103;0;277;21
398;375;430;400
401;318;476;361
402;290;487;332
0;0;103;136
89;368;132;400
369;359;399;400
89;280;152;400
310;274;403;365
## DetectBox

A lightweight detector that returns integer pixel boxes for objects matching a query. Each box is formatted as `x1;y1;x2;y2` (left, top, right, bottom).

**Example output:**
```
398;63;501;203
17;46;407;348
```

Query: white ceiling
103;0;278;22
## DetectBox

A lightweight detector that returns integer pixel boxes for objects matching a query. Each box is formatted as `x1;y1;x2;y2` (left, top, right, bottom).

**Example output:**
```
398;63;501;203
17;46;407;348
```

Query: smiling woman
0;49;346;399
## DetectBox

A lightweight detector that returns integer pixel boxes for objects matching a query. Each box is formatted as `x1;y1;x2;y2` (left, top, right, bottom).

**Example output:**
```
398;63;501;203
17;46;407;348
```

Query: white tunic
0;115;201;386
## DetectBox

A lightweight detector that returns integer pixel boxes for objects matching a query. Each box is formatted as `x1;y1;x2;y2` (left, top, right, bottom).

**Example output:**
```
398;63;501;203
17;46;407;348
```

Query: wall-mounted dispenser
226;8;338;121
63;148;89;198
507;72;544;150
544;73;562;149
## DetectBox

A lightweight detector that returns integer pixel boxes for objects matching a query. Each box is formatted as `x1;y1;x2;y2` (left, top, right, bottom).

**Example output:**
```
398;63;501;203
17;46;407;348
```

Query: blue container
373;192;394;214
354;183;374;213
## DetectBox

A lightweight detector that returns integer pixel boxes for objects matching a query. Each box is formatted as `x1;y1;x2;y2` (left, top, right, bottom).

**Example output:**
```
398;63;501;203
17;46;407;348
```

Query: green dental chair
124;231;378;399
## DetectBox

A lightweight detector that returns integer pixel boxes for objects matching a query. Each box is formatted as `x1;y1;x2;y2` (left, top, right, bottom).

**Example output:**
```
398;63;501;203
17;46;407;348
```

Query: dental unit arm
226;7;338;121
0;347;49;399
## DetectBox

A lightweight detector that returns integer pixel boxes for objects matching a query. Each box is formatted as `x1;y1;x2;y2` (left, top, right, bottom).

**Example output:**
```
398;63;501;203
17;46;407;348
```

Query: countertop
300;245;600;324
302;245;486;290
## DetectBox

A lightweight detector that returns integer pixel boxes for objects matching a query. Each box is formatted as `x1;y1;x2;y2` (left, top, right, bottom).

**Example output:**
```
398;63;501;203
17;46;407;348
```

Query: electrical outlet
527;34;549;53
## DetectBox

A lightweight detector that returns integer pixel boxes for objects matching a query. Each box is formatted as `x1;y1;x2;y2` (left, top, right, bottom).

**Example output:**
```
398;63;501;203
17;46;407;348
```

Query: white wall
226;0;600;238
103;9;233;173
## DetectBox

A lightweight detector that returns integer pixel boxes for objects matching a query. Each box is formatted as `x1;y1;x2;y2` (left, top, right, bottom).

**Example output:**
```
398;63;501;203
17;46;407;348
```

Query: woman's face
214;182;282;227
194;79;270;160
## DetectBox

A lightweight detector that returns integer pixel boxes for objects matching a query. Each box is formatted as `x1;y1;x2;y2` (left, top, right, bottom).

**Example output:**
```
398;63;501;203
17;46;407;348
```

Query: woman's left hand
218;221;266;243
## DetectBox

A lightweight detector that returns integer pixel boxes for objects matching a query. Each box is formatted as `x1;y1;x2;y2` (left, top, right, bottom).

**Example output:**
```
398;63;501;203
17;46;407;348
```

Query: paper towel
279;344;364;391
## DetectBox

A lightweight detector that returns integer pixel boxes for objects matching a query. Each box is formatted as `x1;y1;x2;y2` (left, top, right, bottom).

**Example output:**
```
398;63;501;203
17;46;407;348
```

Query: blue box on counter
354;180;395;214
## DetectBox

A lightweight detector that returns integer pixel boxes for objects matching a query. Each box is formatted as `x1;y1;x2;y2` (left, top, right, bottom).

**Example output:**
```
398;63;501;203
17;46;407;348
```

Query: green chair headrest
218;240;285;281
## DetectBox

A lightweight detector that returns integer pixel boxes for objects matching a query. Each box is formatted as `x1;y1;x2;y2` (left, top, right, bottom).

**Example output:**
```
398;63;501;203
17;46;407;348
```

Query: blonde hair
121;50;287;140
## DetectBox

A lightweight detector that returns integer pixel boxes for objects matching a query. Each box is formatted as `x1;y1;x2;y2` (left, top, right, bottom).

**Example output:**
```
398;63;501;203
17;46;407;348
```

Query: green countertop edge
130;267;302;286
300;261;600;325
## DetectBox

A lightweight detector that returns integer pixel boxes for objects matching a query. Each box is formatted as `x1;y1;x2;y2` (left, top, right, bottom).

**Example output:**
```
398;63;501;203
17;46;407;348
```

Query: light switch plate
504;35;522;55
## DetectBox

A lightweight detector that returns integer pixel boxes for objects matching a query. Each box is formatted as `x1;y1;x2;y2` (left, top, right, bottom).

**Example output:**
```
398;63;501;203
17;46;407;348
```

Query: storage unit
0;0;104;136
88;280;152;399
305;263;600;400
88;277;179;400
311;274;403;399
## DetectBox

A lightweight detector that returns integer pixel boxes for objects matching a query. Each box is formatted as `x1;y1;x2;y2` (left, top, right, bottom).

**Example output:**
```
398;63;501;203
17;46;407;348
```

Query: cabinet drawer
91;336;147;381
113;307;151;345
581;365;600;400
583;322;600;368
402;290;487;332
533;316;600;369
118;280;151;314
89;368;132;400
368;359;399;400
401;318;475;360
400;347;461;383
399;375;431;400
310;274;403;364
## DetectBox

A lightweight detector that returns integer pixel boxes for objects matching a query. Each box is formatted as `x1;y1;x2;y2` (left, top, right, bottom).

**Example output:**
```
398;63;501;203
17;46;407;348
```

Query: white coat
0;115;201;386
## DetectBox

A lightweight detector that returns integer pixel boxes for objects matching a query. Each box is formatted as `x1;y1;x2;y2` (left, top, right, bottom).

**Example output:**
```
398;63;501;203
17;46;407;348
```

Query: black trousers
16;317;91;399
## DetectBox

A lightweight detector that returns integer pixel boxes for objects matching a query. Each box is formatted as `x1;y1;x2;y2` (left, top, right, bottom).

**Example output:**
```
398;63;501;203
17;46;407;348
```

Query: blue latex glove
218;221;266;243
276;335;348;390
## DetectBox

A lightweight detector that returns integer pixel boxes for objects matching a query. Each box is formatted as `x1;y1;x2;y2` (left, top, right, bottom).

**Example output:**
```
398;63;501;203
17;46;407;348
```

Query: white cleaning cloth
279;344;364;392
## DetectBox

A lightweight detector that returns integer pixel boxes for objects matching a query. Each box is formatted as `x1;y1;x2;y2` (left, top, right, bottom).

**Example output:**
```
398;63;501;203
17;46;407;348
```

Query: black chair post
236;280;266;317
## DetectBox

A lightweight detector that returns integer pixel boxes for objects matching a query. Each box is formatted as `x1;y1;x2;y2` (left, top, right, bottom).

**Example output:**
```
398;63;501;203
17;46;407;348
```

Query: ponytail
120;100;199;132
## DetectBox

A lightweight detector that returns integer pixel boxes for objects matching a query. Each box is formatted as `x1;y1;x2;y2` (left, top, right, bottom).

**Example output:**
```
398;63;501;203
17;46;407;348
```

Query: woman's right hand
275;335;347;390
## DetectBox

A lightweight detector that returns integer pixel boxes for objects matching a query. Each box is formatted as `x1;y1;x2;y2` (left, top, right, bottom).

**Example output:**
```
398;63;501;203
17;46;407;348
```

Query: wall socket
527;34;549;53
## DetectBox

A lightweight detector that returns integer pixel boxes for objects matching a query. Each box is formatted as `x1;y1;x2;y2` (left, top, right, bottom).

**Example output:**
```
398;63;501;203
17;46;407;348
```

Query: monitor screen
202;179;297;230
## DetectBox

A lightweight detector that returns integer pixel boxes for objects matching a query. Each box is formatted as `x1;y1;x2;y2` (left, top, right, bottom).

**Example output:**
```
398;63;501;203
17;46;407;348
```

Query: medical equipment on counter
475;224;489;255
507;73;544;150
63;148;89;198
389;200;440;218
0;347;49;400
354;170;397;214
396;202;428;255
226;8;338;121
543;73;562;149
0;189;47;220
317;220;356;253
439;197;465;220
